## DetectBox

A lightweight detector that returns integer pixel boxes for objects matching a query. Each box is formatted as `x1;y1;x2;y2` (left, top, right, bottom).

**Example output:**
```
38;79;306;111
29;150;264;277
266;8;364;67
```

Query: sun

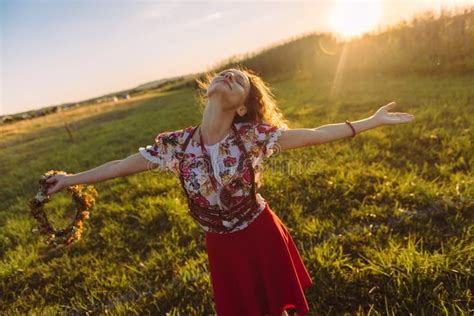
330;0;383;40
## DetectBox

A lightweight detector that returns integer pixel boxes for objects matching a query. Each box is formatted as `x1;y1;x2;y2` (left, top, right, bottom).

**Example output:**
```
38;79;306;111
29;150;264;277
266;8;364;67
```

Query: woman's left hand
371;101;415;126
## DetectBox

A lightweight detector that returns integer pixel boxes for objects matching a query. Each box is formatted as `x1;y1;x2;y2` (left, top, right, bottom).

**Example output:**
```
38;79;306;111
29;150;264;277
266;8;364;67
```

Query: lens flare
330;0;383;40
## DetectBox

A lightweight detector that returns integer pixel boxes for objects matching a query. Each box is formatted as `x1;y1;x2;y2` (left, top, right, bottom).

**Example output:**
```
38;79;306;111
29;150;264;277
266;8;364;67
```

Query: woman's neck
199;101;235;146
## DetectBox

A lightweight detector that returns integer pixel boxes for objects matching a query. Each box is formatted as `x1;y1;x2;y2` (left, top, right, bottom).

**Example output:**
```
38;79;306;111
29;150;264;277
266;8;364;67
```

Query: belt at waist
187;196;262;233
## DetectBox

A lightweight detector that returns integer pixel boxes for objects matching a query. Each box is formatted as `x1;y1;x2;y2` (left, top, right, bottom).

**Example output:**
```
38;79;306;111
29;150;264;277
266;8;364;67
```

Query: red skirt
205;202;313;316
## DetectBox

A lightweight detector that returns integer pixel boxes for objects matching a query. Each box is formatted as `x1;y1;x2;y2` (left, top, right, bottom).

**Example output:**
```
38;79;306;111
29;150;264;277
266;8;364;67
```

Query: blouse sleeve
138;128;185;174
251;122;288;168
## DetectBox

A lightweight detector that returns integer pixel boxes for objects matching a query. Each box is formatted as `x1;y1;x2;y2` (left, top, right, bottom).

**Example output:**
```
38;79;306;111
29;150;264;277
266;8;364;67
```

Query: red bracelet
345;120;356;137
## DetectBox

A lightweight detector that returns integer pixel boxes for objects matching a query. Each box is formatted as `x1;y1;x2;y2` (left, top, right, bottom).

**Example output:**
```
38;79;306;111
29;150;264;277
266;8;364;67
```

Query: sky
1;0;473;116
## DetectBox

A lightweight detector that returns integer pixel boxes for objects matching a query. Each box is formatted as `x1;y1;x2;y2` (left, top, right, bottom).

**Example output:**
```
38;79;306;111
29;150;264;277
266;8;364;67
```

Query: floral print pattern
138;122;287;228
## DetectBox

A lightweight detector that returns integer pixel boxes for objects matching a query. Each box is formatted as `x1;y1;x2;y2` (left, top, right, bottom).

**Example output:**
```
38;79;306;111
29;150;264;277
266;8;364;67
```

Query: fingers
390;111;412;115
392;112;414;118
46;175;56;183
384;101;396;111
382;102;415;122
46;186;54;195
46;180;59;195
47;184;62;195
393;112;415;120
46;177;56;194
386;113;415;124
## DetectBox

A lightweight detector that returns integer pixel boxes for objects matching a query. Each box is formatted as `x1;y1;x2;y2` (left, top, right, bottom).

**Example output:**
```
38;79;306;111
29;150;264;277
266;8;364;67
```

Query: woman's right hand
45;173;73;195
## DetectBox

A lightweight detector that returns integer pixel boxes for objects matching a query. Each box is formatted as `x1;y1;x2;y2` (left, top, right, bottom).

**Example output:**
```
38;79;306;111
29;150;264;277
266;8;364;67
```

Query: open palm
372;102;415;126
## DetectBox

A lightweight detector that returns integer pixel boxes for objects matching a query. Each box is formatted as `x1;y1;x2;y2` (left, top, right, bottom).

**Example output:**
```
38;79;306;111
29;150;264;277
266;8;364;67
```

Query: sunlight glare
330;0;383;40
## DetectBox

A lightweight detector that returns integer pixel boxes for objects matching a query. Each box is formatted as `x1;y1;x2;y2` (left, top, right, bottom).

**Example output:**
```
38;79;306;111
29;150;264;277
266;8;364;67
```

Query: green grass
0;72;472;314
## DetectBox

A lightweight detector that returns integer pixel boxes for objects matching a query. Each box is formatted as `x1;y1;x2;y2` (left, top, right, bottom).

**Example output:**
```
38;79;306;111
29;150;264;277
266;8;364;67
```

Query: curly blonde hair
195;65;289;129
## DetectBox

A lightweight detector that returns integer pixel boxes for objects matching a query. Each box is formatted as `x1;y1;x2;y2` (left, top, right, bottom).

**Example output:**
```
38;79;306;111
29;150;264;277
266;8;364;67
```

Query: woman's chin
207;88;231;99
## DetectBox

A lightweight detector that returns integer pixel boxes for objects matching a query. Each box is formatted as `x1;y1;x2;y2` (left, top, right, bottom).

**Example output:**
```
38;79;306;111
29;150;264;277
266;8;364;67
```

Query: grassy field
0;70;472;314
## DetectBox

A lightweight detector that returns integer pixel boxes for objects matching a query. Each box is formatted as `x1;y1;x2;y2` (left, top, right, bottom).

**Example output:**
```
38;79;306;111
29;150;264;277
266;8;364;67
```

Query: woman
45;66;415;315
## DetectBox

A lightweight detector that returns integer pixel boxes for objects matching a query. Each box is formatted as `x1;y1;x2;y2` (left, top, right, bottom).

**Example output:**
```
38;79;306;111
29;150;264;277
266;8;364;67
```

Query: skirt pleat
205;202;313;316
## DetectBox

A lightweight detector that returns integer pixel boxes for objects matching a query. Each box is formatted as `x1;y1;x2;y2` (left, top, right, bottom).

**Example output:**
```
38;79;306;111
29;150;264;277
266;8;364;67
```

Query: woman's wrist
349;116;380;135
64;174;77;186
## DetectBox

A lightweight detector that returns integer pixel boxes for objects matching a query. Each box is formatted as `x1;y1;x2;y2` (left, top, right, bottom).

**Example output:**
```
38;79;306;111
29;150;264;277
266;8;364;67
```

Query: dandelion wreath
28;170;98;248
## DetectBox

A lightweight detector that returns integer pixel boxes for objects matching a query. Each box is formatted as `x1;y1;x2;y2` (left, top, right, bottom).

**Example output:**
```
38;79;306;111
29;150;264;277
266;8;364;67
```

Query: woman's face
206;69;250;110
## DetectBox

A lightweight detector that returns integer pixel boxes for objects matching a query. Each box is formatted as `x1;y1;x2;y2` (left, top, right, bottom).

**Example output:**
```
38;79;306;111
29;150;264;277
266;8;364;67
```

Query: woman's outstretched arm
277;101;415;151
46;153;159;195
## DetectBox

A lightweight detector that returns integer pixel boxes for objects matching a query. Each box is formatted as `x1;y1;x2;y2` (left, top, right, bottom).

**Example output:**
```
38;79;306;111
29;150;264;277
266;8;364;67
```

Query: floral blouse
138;121;287;232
